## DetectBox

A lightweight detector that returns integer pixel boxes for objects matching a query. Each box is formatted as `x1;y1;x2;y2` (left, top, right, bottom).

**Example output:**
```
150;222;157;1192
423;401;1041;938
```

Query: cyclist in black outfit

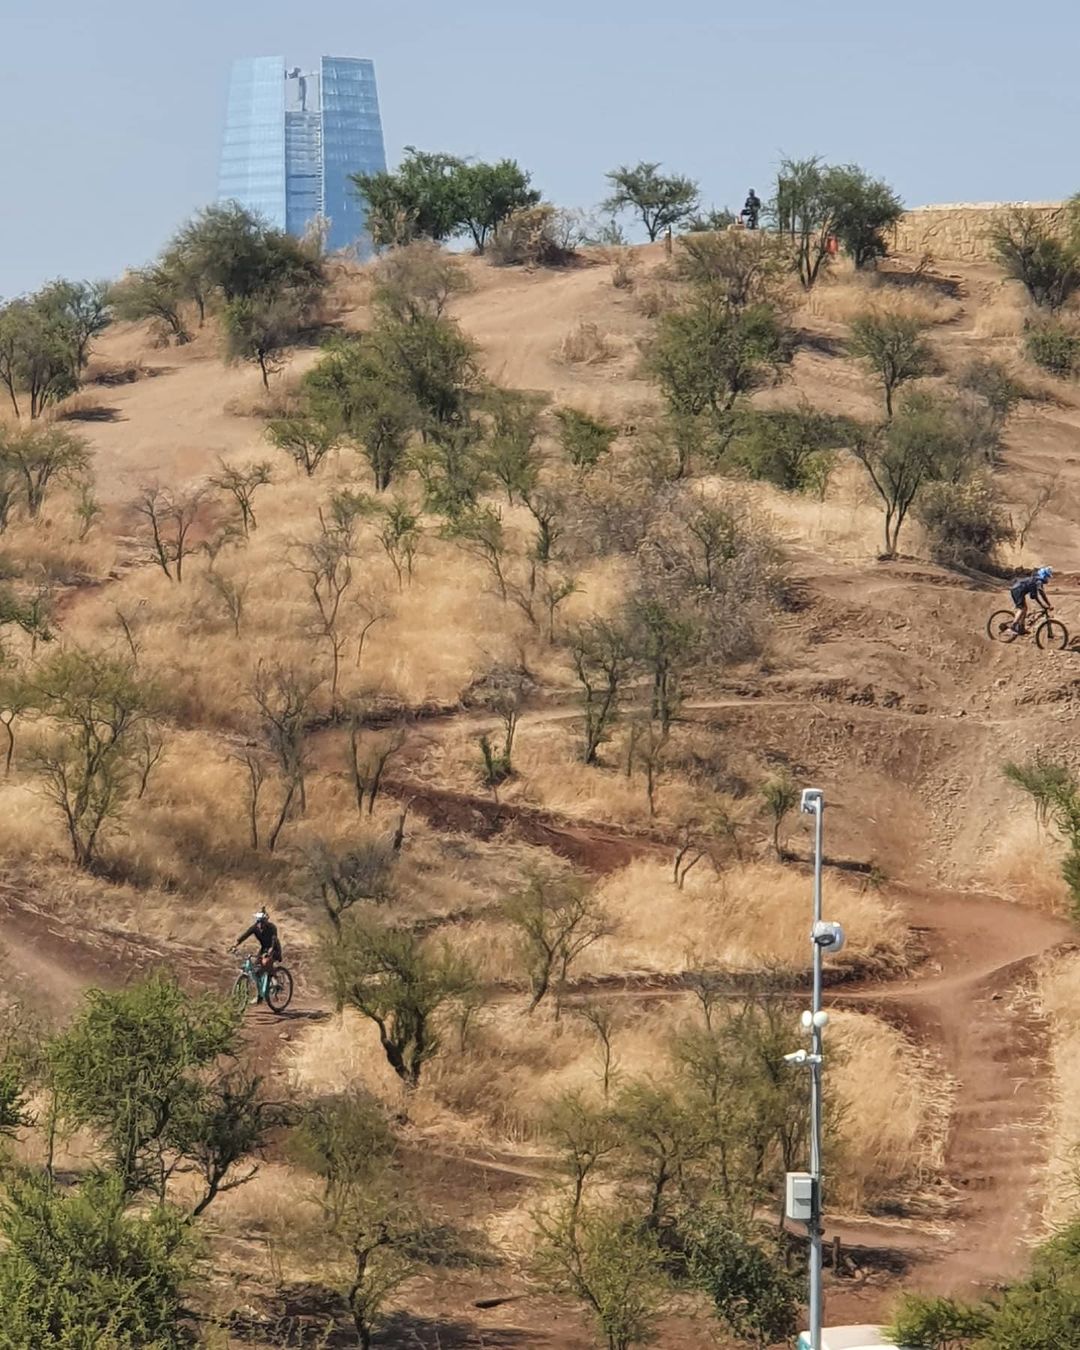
232;909;282;1003
1010;566;1053;636
742;189;762;230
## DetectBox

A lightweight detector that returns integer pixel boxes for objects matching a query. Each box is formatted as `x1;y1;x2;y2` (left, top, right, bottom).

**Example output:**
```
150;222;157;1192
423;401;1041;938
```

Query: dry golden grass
1037;952;1080;1226
447;859;906;987
829;1010;953;1214
972;283;1036;338
741;461;887;561
984;817;1071;913
804;265;961;328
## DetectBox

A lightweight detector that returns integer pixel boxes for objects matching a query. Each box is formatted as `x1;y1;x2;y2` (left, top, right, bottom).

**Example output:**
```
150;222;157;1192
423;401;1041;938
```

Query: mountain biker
742;189;762;230
1010;566;1054;635
232;909;282;1004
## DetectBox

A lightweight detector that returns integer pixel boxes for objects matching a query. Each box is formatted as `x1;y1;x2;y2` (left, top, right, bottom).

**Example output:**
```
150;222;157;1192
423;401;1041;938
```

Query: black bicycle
986;604;1069;651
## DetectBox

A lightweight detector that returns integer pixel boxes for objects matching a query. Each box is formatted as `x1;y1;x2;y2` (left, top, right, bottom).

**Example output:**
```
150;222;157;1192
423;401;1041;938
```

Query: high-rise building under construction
217;55;386;253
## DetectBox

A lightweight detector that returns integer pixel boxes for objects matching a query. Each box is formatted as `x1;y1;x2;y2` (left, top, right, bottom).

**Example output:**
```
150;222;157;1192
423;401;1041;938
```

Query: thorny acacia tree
502;871;611;1017
30;649;158;868
324;916;477;1086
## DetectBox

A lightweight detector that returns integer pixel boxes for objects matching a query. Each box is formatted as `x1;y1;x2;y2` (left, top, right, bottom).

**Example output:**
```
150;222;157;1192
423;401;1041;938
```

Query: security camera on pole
784;787;845;1350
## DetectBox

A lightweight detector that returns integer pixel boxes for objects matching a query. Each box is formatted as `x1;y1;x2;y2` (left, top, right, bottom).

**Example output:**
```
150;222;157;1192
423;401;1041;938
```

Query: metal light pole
784;788;843;1350
805;786;825;1350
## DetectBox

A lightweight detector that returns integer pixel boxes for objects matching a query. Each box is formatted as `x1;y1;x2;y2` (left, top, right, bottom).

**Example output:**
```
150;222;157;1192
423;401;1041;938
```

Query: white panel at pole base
785;1170;816;1224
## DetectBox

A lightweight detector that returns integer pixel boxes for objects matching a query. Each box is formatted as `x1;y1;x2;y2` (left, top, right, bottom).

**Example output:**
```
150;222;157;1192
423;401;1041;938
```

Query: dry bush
634;284;676;319
487;205;574;269
603;248;640;291
560;322;616;366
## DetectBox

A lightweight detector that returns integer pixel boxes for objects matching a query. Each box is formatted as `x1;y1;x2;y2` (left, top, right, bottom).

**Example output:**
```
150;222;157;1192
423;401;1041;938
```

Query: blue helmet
1037;566;1054;582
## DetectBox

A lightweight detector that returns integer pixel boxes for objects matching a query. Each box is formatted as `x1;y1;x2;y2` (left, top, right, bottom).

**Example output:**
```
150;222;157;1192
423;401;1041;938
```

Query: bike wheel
1036;620;1070;651
987;610;1019;643
232;974;255;1013
265;966;293;1014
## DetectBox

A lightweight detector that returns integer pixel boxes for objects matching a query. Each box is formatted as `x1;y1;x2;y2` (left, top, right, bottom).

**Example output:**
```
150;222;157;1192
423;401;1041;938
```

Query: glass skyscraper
218;55;387;254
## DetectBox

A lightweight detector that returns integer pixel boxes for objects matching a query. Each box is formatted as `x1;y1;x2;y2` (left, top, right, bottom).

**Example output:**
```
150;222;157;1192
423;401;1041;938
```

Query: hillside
5;236;1080;1347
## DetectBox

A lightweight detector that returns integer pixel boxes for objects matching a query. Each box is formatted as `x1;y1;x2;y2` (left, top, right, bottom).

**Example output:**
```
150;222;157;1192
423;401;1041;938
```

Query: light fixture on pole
783;787;844;1350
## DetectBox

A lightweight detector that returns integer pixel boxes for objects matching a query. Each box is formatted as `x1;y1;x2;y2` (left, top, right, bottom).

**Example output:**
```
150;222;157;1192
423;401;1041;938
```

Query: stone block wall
888;202;1065;263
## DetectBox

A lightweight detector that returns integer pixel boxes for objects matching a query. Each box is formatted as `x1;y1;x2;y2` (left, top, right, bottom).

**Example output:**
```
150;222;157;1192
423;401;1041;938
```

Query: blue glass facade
218;55;387;253
217;57;287;230
320;57;387;253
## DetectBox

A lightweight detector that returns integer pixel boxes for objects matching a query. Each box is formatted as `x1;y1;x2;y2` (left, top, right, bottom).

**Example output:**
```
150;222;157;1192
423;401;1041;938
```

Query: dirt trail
829;887;1074;1292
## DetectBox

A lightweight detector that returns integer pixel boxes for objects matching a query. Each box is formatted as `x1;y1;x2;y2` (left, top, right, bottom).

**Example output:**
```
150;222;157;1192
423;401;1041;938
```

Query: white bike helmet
253;909;268;922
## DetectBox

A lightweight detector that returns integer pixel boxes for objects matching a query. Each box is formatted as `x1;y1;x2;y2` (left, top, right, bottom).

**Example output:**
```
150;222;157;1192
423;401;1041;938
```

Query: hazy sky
3;0;1079;296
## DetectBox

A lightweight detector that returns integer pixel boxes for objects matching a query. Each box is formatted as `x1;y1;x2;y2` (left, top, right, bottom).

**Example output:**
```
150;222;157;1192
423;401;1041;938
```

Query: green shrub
555;406;618;469
1024;319;1080;376
726;407;854;495
887;1292;993;1349
914;472;1014;569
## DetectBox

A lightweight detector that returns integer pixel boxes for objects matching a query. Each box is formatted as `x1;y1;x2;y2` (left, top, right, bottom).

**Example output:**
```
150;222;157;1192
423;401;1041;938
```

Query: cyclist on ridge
232;909;281;1004
1010;566;1054;636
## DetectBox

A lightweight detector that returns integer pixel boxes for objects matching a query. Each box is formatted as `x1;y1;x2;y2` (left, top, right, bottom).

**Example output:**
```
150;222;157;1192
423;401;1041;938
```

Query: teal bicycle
232;954;294;1014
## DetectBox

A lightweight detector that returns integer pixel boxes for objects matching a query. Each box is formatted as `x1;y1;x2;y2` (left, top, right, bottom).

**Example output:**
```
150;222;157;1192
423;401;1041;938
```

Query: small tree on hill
989;204;1080;310
887;1294;993;1350
208;458;272;536
685;1210;801;1348
773;157;902;285
851;390;988;556
354;148;469;247
302;836;397;934
266;411;340;476
458;158;541;252
370;240;470;322
133;484;206;582
760;770;800;861
324;916;477;1086
848;311;933;418
171;201;324;304
826;165;904;269
294;1093;418;1350
37;278;112;371
222;290;306;389
603;161;700;242
534;1200;667;1350
29;650;158;868
0;298;79;419
111;264;192;344
555;406;618;471
570;618;636;765
47;974;239;1199
502;871;611;1017
645;295;791;421
0;421;90;517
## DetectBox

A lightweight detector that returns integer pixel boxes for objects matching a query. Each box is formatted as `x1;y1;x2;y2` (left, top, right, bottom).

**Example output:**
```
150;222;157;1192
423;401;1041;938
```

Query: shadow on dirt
227;1287;536;1348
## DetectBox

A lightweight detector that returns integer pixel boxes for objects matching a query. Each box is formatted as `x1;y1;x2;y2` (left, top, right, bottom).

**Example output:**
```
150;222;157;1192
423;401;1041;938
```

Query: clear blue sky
3;0;1079;296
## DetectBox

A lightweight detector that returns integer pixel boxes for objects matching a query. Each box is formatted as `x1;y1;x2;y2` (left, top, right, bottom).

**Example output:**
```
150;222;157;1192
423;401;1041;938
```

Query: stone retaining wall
889;201;1065;263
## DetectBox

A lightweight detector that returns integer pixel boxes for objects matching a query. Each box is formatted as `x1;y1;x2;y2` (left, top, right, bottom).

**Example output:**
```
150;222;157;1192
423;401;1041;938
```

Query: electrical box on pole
785;1171;817;1225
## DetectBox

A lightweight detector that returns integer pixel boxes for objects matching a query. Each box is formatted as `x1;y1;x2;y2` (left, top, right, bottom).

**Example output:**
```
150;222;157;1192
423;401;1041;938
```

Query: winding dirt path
4;682;1074;1302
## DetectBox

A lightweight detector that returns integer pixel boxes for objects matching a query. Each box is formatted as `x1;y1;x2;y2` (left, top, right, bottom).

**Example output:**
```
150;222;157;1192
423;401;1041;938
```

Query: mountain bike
232;954;294;1014
986;604;1069;651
